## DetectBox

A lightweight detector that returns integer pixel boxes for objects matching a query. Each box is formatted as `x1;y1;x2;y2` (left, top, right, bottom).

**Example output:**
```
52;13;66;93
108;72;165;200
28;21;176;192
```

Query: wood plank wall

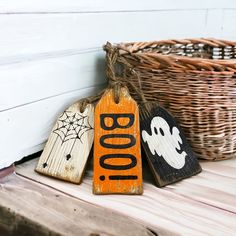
1;0;236;169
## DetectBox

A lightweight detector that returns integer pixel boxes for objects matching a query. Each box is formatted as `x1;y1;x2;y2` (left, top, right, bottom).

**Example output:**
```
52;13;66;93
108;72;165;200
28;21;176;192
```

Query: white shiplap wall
1;0;236;169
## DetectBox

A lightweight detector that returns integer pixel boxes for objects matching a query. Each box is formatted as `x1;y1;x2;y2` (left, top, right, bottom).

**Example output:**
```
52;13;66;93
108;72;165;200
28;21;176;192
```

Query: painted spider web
53;111;93;144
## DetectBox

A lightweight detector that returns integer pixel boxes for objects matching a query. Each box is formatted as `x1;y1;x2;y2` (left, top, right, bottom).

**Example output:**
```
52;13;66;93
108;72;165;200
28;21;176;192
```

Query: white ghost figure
142;116;187;169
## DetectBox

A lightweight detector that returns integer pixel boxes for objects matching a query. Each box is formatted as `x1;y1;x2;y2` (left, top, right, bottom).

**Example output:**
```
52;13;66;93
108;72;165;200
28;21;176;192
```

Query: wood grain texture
0;165;14;179
93;87;142;194
0;173;153;236
36;103;94;184
16;157;236;236
140;103;202;187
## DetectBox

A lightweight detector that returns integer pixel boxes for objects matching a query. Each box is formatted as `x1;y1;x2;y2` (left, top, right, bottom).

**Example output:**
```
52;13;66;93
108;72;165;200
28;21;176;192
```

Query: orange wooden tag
93;87;143;194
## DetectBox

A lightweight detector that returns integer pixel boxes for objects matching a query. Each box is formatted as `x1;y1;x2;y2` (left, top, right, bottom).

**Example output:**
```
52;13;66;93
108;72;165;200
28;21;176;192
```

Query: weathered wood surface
93;87;142;194
0;165;14;179
16;157;236;236
0;173;153;236
2;1;236;170
140;103;201;187
36;103;94;184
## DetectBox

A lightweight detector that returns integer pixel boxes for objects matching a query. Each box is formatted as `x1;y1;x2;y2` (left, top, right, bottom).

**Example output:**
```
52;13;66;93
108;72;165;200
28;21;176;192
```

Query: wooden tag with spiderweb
35;98;97;184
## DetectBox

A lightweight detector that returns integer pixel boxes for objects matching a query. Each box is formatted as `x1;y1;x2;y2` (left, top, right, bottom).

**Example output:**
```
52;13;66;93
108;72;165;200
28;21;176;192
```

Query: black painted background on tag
140;103;202;187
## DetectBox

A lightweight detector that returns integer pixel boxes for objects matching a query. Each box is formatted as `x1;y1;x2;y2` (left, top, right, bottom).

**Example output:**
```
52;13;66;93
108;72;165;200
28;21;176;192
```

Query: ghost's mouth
175;144;183;154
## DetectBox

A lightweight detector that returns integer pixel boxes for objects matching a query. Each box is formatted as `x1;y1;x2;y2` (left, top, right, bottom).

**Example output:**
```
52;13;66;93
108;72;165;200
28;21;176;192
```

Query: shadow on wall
95;52;107;87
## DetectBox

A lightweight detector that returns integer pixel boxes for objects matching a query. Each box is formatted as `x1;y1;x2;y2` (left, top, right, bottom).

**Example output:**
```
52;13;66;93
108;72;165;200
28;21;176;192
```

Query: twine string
104;41;149;108
80;41;152;112
79;89;106;113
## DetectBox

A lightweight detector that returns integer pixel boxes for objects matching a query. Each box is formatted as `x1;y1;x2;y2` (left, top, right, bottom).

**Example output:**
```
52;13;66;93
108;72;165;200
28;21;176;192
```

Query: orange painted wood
93;87;143;194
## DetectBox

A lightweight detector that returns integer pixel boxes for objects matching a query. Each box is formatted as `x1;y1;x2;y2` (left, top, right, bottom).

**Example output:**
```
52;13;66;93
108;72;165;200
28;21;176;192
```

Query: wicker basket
104;38;236;161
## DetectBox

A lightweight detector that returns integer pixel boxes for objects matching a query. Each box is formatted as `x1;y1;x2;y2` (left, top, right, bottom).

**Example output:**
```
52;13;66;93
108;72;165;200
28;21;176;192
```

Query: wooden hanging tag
35;102;94;184
93;87;143;194
140;102;201;187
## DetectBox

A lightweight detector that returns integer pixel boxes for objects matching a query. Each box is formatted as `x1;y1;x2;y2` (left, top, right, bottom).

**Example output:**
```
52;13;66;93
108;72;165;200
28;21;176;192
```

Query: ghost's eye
159;128;164;136
154;127;158;135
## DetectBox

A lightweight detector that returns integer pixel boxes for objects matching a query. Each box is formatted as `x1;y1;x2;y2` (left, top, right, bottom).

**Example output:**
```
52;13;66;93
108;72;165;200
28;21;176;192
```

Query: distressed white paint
0;1;236;168
36;103;94;184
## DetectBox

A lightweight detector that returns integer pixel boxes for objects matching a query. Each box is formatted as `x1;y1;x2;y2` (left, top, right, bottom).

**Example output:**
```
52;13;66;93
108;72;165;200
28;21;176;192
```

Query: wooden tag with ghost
93;87;143;194
35;102;94;184
140;103;201;187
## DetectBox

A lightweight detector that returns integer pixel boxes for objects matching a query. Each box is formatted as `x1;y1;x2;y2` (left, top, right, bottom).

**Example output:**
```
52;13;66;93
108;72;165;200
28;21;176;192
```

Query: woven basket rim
117;38;236;51
109;38;236;72
165;68;236;75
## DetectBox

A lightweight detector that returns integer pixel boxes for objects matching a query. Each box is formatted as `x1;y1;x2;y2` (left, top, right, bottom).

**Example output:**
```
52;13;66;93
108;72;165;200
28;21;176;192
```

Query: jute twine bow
103;42;150;108
80;41;153;112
